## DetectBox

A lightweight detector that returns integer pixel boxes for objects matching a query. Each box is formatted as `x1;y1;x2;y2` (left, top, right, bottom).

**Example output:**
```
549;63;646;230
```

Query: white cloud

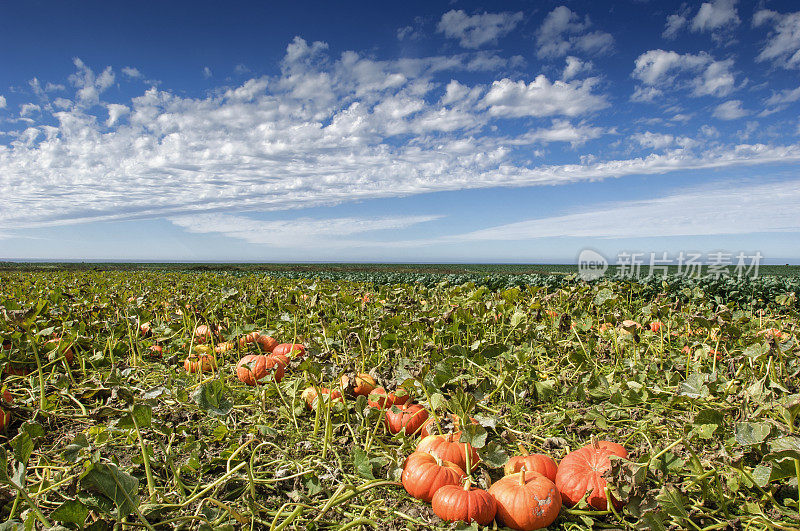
663;7;690;39
122;67;142;78
2;44;800;233
754;10;800;70
105;104;129;126
69;58;114;107
536;6;613;59
700;125;720;137
630;86;663;103
692;0;739;33
203;66;212;78
713;99;748;119
663;0;739;41
19;103;40;116
451;179;800;241
503;120;606;146
0;95;6;109
765;86;800;106
632;49;735;97
437;9;523;49
169;213;441;247
562;56;592;80
480;76;609;118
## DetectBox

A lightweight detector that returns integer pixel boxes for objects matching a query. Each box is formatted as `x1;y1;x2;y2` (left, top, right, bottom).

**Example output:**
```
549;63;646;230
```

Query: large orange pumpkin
236;354;286;385
432;479;496;525
504;444;558;482
489;470;562;531
272;343;305;358
416;433;479;473
555;440;627;510
238;332;260;348
401;451;466;502
385;404;429;436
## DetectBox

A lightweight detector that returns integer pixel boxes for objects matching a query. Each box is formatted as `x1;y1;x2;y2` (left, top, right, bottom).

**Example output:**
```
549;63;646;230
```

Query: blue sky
1;0;799;263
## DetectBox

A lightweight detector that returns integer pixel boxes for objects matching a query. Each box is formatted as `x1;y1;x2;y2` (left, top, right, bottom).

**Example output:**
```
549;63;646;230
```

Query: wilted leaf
735;422;771;446
52;499;89;525
80;462;139;519
192;380;232;417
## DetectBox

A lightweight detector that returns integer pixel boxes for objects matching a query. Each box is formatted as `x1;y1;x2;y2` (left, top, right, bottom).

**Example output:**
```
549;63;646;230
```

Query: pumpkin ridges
555;440;627;510
489;470;562;531
402;452;465;503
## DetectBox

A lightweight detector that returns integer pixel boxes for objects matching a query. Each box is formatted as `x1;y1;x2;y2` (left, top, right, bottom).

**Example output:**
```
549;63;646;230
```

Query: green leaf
115;404;152;430
352;447;378;480
429;393;447;412
509;311;526;328
192;380;232;418
10;432;33;465
744;342;770;360
766;436;800;460
458;424;487;449
594;288;616;306
51;499;89;525
678;373;708;399
477;440;508;468
735;422;771;446
80;462;139;519
62;433;89;463
752;459;797;488
656;486;688;521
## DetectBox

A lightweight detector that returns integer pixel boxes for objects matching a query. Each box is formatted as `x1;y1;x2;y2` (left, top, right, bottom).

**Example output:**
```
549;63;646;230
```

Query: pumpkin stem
517;443;528;456
463;479;472;491
518;465;526;485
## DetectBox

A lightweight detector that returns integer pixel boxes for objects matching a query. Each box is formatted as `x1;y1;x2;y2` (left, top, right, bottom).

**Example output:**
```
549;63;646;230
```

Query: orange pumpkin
301;386;343;409
214;341;235;354
555;440;627;510
402;451;465;503
236;354;286;386
340;373;376;396
385;404;429;436
489;470;562;531
272;343;305;358
256;335;279;353
0;390;12;432
45;337;74;365
367;387;410;409
194;325;212;343
416;433;480;472
184;353;217;373
238;332;260;348
504;444;558;482
432;479;496;525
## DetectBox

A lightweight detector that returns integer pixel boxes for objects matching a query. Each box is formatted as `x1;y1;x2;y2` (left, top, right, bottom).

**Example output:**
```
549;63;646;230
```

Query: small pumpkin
214;341;235;354
341;373;376;396
236;354;286;386
504;444;558;481
301;386;343;409
555;440;627;510
238;332;260;348
367;387;410;409
194;325;212;343
417;433;480;472
432;479;496;525
147;345;163;358
256;335;279;353
489;470;562;531
45;337;74;365
2;364;32;377
385;404;429;436
0;389;13;432
184;353;217;373
272;343;306;358
2;339;11;350
140;322;152;337
401;451;466;502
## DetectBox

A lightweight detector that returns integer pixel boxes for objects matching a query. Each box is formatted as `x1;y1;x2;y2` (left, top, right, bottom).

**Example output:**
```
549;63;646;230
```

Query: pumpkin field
1;268;799;530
